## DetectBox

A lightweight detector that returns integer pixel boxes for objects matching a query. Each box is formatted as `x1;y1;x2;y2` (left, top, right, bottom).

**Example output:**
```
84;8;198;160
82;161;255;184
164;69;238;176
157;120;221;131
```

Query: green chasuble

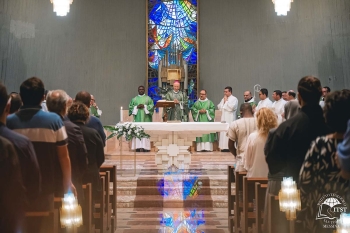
128;95;154;122
191;99;217;143
89;106;100;118
165;90;189;122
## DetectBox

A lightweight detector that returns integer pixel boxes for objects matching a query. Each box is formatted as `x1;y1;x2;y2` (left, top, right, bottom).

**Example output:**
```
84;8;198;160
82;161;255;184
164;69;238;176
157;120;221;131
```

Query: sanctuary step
113;160;234;209
116;208;229;233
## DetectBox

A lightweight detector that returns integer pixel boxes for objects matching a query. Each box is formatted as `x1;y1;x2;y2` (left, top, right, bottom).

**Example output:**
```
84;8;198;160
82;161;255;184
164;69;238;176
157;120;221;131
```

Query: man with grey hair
47;90;88;202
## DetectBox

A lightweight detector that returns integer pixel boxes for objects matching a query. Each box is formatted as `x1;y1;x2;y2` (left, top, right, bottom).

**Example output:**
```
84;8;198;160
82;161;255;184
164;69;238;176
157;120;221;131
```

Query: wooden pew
233;170;247;233
94;176;106;233
242;177;268;233
100;165;117;233
227;165;235;233
82;183;95;233
266;194;295;233
25;211;57;233
254;182;267;233
99;171;111;233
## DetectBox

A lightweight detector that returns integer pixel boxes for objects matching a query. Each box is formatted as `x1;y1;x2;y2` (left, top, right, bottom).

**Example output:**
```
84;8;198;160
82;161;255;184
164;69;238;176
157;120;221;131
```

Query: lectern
155;100;175;122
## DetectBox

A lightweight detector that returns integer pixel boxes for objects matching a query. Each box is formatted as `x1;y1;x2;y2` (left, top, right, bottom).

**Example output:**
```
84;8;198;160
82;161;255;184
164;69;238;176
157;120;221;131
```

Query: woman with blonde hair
244;107;277;177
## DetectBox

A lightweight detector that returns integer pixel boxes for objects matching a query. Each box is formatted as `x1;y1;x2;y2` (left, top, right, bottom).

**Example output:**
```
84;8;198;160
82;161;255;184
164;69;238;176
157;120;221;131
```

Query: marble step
117;186;235;196
117;195;227;208
117;177;228;187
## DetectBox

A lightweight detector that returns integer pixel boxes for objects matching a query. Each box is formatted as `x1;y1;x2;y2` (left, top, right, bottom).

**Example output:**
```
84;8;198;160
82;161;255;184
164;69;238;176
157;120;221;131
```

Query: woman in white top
244;107;277;177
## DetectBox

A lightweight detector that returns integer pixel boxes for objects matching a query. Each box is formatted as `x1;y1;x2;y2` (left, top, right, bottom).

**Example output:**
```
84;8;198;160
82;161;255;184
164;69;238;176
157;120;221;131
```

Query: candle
120;106;123;122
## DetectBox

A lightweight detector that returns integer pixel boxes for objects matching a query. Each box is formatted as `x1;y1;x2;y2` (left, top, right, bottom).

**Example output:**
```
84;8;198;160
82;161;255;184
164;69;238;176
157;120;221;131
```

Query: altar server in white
271;90;286;124
255;88;273;114
217;86;238;152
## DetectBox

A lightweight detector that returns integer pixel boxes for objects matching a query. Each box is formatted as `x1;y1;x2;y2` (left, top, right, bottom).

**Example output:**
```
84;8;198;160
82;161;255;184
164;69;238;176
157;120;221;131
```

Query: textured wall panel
0;0;146;125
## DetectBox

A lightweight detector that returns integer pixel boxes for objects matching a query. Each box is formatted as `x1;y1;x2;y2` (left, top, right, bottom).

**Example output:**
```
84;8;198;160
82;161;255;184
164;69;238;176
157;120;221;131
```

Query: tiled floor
104;151;235;233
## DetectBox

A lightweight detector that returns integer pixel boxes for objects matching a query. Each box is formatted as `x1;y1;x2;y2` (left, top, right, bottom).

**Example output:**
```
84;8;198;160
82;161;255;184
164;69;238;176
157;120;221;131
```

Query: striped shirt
7;106;68;195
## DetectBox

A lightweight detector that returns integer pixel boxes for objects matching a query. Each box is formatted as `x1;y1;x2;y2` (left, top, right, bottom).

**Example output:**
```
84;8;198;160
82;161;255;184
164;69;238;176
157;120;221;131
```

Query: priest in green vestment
165;81;189;122
191;89;217;151
128;86;154;151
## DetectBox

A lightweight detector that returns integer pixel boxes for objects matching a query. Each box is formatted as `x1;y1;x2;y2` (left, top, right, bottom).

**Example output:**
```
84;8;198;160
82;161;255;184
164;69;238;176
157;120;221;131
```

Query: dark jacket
265;104;329;182
54;118;88;202
0;122;41;203
0;136;26;233
72;122;105;198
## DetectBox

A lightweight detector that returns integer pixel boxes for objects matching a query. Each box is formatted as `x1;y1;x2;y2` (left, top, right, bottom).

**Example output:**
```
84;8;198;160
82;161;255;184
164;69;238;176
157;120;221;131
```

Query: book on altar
156;100;175;108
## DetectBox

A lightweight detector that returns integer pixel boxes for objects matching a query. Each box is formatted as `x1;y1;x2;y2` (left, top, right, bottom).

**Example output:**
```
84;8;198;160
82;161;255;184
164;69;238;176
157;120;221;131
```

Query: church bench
267;194;294;233
25;211;57;233
82;183;95;233
94;175;107;233
233;170;247;233
100;165;117;233
254;183;267;233
96;172;111;233
227;165;235;233
242;177;268;233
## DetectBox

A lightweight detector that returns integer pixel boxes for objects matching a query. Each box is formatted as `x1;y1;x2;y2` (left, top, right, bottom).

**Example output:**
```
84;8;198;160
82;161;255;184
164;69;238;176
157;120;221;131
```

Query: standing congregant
228;103;257;170
191;89;216;152
129;85;154;152
165;81;188;122
217;86;238;152
7;77;76;232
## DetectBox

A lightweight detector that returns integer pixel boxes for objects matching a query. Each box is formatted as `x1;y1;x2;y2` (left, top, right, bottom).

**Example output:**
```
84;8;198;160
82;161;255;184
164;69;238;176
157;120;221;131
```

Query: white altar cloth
132;122;229;169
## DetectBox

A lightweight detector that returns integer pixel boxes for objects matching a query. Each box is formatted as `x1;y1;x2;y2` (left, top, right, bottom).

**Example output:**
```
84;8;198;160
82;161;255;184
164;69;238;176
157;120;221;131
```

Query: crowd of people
121;76;350;232
1;74;350;233
0;77;106;232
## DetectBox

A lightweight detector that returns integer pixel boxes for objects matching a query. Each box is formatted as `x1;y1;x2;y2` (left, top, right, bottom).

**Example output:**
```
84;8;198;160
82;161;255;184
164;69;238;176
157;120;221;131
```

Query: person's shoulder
1;126;32;146
82;125;101;138
88;115;102;124
248;131;259;140
64;119;80;131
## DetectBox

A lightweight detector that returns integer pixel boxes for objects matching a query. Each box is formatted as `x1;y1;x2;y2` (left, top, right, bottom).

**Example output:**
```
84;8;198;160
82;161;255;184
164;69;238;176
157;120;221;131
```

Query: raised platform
104;151;235;232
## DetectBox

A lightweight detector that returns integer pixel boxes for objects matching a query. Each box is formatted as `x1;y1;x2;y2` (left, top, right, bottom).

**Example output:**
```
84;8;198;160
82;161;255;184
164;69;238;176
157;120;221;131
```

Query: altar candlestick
158;62;162;88
120;106;123;122
184;60;188;90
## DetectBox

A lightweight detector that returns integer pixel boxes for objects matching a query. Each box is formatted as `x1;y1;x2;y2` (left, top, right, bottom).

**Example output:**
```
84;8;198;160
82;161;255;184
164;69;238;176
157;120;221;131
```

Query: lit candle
120;106;123;122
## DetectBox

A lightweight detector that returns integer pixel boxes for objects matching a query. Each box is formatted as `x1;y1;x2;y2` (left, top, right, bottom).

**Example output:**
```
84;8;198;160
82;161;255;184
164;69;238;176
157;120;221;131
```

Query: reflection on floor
104;151;235;233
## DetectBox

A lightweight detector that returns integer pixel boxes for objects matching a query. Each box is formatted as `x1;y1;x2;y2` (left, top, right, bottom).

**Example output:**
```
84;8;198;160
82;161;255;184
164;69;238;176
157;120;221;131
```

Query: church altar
132;122;229;169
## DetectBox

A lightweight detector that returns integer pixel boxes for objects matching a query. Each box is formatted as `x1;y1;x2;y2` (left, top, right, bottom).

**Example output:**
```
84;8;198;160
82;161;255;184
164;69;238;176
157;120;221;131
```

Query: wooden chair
227;165;235;233
254;182;267;233
100;165;117;232
233;170;247;233
25;211;57;233
242;177;268;233
94;176;106;233
82;183;95;233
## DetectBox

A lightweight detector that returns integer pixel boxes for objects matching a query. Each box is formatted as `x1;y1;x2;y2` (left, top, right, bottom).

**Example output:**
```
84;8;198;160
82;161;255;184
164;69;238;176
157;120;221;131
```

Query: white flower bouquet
104;122;150;141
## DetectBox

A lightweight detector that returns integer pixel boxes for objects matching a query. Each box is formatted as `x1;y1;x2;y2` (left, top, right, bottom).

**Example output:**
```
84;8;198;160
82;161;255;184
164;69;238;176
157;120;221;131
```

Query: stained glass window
147;0;198;107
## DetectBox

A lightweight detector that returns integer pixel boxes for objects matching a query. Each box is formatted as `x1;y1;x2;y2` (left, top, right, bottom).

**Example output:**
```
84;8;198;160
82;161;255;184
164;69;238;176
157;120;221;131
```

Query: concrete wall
1;0;349;124
0;0;146;124
200;0;350;105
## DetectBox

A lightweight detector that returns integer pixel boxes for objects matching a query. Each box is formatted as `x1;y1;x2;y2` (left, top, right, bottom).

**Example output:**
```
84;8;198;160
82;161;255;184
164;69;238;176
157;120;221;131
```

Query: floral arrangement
104;122;150;141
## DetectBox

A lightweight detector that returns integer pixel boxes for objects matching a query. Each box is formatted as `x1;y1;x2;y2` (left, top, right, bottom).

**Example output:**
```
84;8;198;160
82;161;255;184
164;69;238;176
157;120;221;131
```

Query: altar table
132;122;229;169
